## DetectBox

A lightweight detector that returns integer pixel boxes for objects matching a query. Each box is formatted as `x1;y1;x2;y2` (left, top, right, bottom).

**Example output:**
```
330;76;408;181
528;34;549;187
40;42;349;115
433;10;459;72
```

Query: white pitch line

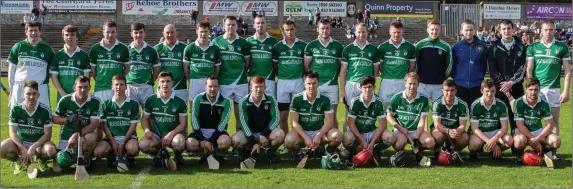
131;166;151;188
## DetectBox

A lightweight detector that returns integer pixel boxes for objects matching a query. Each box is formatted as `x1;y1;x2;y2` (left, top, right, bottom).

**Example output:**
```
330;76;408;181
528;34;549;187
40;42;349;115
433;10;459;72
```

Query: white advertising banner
123;0;198;15
1;0;33;14
284;1;347;17
203;1;278;16
483;4;521;20
40;0;116;13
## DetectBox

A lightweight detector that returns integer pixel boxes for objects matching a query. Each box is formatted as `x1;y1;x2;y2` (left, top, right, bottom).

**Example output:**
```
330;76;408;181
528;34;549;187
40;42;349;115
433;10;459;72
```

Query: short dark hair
442;80;457;88
24;80;39;91
62;25;79;37
158;71;173;80
303;71;319;81
112;75;126;83
481;78;495;89
25;22;42;31
498;19;514;28
427;19;440;26
255;15;265;20
197;21;211;31
461;19;474;27
75;76;90;85
103;21;117;29
318;18;331;27
283;20;296;27
541;20;555;28
130;22;145;31
206;76;219;84
525;78;541;88
360;76;375;87
224;16;237;23
390;21;403;29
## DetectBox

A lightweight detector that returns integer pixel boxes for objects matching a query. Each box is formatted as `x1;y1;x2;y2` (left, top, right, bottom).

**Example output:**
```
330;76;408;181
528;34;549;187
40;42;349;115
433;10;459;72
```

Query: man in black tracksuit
187;77;233;161
487;20;526;136
231;76;285;163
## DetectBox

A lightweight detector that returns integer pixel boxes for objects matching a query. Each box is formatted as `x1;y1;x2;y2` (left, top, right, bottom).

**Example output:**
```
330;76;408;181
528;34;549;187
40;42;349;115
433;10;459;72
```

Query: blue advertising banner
363;1;434;18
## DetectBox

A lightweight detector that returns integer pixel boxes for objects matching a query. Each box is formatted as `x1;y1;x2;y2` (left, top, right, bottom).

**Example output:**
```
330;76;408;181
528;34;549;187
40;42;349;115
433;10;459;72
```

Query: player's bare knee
431;131;445;145
0;139;16;158
342;131;355;147
126;141;140;157
328;128;343;143
171;134;186;152
231;131;246;149
42;142;57;159
217;135;231;150
382;130;395;143
186;138;200;152
548;134;561;149
468;136;483;152
501;135;513;148
513;134;527;149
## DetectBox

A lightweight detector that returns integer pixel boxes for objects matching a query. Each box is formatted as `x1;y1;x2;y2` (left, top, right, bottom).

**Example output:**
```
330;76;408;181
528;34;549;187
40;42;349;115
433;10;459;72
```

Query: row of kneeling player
1;72;559;177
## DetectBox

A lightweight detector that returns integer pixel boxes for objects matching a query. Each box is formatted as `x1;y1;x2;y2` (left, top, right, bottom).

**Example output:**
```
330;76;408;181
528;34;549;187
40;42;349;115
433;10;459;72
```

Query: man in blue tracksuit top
451;20;488;105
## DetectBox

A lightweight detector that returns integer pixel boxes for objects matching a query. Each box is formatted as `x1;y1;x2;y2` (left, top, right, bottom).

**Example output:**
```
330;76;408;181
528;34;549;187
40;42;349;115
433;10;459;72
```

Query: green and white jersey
212;35;251;85
55;94;102;140
143;93;187;137
183;41;221;79
513;95;553;131
377;39;417;79
247;33;279;80
348;95;386;133
526;40;571;88
342;41;380;82
50;47;91;93
100;98;140;137
272;38;307;80
289;91;333;131
304;38;344;85
8;39;55;84
154;41;187;90
90;40;130;92
126;42;160;85
9;102;52;142
387;91;430;131
470;97;508;132
432;96;469;129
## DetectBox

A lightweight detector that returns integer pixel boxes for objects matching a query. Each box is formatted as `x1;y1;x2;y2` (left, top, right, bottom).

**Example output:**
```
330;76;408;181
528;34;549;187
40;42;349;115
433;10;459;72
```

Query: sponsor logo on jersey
40;52;45;58
438;49;443;55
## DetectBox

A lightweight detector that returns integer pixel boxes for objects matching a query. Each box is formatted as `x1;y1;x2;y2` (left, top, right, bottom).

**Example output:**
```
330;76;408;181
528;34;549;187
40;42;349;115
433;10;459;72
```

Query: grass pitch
0;77;571;188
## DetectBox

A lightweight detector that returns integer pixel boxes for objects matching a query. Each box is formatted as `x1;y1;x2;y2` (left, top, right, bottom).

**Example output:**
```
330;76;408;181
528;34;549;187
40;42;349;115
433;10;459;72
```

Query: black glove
67;113;78;124
412;139;422;149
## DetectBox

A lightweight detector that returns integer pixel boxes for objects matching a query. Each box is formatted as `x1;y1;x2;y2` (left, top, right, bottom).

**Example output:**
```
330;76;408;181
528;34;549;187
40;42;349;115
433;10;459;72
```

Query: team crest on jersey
555;49;560;54
264;104;269;110
476;46;484;53
172;107;176;112
177;52;182;57
493;113;497;117
116;54;121;58
37;119;42;124
210;54;214;59
218;108;222;114
368;52;372;57
316;107;321;111
238;47;242;51
40;52;44;58
438;49;443;55
404;52;408;56
127;111;131;116
86;110;91;115
145;56;150;60
331;49;336;54
517;51;522;57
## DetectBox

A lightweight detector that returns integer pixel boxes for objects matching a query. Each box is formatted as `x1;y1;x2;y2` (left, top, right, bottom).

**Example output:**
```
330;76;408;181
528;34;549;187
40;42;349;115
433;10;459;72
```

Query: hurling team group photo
0;0;571;187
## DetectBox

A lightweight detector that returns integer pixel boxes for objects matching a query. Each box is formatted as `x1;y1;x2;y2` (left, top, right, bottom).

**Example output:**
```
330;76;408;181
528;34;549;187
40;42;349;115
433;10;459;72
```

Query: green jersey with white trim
272;39;307;80
50;47;91;93
378;40;417;79
526;41;571;88
387;91;430;131
154;41;187;90
55;94;102;140
432;96;469;129
8;39;55;84
247;34;279;80
100;98;140;137
348;95;386;133
342;41;379;82
126;42;160;85
212;35;251;85
144;93;187;137
305;38;344;85
90;41;130;92
470;97;508;132
183;41;221;79
289;91;333;131
9;102;52;142
513;95;553;131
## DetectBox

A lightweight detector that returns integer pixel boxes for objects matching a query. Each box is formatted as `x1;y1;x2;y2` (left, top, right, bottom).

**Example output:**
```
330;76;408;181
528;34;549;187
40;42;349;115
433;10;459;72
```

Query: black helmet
390;151;413;167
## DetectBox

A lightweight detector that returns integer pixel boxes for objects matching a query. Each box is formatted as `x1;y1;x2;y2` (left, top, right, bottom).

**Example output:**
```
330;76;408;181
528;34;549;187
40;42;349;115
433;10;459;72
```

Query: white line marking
131;166;151;188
